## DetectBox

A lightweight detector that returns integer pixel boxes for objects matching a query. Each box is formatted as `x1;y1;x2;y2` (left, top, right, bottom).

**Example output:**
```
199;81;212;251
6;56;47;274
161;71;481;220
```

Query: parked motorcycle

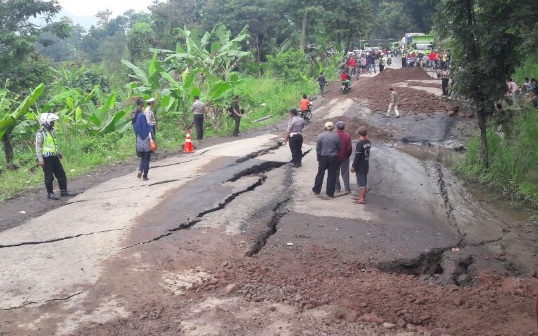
387;57;392;66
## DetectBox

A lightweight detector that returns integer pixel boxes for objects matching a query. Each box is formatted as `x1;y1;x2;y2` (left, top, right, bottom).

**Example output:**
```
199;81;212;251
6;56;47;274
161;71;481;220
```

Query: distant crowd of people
401;50;450;69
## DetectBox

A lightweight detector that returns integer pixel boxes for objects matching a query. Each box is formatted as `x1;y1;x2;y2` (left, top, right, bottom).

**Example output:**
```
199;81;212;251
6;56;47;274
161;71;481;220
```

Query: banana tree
122;51;164;96
0;83;45;167
163;24;251;82
85;91;131;134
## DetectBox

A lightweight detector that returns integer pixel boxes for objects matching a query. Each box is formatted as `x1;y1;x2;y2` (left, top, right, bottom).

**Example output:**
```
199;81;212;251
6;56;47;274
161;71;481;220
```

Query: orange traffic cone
183;130;194;153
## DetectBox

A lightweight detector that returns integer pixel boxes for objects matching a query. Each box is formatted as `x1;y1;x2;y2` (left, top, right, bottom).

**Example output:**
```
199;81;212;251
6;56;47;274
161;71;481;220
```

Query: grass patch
455;106;538;204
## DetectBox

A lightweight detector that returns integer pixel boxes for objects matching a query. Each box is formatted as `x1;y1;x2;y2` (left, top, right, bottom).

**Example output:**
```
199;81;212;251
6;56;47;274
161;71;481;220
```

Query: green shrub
457;106;538;204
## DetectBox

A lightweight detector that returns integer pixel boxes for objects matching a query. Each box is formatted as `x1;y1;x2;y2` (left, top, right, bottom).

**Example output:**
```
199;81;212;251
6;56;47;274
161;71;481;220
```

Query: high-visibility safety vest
41;130;59;157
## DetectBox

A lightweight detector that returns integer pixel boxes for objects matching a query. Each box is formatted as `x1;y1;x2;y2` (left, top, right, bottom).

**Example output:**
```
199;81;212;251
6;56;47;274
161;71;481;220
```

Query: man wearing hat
145;97;157;137
285;109;305;168
351;126;371;204
335;120;352;193
312;121;341;198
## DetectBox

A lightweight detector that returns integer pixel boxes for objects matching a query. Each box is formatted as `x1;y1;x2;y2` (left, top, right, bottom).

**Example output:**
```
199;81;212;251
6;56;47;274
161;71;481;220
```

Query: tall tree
0;0;68;91
437;0;532;167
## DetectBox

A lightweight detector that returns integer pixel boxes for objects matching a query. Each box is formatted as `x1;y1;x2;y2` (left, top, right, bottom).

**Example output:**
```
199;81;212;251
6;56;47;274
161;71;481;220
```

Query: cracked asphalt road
1;71;538;335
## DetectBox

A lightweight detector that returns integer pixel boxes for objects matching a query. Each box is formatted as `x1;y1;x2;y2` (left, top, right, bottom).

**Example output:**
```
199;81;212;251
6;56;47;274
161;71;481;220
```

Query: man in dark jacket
312;122;341;198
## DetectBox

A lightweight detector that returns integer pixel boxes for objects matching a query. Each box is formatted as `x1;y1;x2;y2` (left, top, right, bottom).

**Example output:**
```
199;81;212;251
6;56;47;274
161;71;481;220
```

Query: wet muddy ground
1;66;538;336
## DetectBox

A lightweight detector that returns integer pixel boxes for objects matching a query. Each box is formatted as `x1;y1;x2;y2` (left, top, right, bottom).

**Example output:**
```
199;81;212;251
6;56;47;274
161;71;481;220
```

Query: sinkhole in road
372;248;478;286
375;249;445;277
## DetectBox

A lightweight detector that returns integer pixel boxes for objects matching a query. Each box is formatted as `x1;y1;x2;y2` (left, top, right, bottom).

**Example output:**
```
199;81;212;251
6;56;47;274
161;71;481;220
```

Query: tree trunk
300;11;307;53
1;130;14;166
477;109;489;169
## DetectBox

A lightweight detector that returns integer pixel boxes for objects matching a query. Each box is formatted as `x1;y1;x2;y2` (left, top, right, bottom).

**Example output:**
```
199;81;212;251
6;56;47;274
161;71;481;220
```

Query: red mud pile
327;68;456;116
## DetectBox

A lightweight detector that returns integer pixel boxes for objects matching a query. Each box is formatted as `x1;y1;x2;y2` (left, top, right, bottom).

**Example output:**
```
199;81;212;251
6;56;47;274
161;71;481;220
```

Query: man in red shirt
348;57;356;76
335;121;352;193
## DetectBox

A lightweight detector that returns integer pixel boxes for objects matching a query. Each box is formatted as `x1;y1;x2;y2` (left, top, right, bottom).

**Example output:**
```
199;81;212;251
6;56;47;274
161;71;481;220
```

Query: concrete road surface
0;96;534;336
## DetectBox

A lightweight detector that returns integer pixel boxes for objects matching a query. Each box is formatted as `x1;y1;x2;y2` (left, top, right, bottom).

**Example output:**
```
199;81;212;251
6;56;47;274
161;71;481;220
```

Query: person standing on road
441;71;450;97
335;121;352;194
134;112;153;181
312;122;341;198
191;95;206;140
317;72;327;97
351;126;371;204
387;87;400;118
144;97;157;138
348;57;356;76
379;54;386;72
284;109;305;168
231;95;242;137
35;113;76;200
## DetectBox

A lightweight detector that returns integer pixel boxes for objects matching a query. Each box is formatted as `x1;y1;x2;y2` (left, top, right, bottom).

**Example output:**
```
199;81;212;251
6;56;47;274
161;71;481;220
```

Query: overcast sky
58;0;156;17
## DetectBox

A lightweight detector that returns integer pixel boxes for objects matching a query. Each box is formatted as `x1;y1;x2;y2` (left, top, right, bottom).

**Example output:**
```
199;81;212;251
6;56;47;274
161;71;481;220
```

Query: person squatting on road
134;112;154;181
35;113;76;200
312;122;341;198
335;121;352;193
144;97;157;138
317;72;327;97
351;126;371;204
285;109;305;168
231;95;242;137
387;87;400;118
191;95;206;140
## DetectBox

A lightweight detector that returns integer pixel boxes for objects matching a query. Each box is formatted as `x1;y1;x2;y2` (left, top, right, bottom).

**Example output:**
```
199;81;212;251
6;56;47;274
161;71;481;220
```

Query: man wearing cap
145;97;157;137
351;126;371;204
191;95;206;140
312;121;341;198
284;109;305;168
335;121;352;194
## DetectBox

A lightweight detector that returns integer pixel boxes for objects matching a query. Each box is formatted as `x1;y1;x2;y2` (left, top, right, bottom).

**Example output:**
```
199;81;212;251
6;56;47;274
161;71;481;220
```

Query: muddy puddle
394;143;464;166
396;143;536;223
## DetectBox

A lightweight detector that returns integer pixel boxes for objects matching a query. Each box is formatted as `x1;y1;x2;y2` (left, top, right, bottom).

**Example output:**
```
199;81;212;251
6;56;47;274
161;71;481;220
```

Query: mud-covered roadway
1;65;538;336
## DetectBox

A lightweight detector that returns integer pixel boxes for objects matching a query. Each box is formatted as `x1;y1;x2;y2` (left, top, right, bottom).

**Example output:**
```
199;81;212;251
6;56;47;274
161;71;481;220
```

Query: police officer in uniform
284;109;305;168
35;113;76;200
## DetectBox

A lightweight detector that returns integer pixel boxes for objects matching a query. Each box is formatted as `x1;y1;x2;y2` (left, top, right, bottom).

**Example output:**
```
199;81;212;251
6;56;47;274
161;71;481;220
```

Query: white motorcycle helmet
39;113;59;128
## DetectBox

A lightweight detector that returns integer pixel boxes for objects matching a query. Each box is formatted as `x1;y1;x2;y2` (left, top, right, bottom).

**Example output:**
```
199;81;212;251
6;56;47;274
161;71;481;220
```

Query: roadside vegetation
456;106;538;205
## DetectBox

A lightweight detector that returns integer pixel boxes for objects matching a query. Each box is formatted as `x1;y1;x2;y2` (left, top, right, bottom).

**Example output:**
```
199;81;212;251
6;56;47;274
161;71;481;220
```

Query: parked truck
408;34;434;53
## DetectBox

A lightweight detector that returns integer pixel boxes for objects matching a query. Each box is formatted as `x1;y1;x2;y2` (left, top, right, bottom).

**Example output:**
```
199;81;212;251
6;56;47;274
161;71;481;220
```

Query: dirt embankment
325;68;456;116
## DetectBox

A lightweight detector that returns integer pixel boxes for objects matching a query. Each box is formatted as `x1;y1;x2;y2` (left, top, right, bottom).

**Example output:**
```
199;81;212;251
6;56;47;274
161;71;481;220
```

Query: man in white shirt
145;97;157;137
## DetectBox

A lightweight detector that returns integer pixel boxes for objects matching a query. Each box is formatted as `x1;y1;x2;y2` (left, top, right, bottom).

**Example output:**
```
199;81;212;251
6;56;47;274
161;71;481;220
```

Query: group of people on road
285;107;371;204
311;121;371;204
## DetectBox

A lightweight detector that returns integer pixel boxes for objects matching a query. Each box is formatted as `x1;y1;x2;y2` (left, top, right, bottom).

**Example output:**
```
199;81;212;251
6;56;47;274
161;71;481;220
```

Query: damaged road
1;69;538;336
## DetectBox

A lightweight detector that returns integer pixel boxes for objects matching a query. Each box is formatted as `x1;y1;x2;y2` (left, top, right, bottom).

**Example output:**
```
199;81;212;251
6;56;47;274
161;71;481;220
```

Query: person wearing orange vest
35;113;76;200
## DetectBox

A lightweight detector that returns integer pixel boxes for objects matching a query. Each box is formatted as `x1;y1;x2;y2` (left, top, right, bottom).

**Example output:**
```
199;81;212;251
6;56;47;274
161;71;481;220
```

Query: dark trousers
232;116;241;136
150;125;156;139
312;156;339;197
442;78;449;96
194;114;204;140
139;151;151;178
43;156;67;194
379;64;385;72
288;134;303;166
